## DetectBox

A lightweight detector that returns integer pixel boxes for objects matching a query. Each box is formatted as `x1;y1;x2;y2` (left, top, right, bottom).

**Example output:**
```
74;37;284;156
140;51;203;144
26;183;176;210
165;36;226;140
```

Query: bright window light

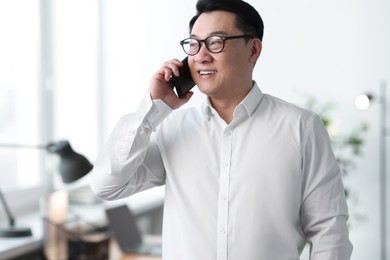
0;0;42;191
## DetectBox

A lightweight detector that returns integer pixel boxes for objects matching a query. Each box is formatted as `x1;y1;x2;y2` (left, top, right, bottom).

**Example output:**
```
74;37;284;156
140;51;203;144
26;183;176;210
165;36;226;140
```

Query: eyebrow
190;30;229;38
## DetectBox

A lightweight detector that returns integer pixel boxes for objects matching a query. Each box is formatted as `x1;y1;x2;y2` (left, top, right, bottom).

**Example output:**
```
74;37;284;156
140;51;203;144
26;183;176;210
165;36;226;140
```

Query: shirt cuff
136;93;173;131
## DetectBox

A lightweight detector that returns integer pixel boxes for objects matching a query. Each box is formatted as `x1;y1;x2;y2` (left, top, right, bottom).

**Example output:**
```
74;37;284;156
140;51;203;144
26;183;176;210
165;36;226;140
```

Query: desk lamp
0;140;93;237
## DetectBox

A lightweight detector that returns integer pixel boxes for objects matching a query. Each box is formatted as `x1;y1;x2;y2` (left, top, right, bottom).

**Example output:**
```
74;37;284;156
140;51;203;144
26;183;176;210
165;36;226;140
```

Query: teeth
200;71;217;75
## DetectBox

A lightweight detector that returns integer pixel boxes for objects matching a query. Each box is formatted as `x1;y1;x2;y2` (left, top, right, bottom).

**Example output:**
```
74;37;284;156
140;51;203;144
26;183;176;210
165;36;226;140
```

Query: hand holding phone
171;57;195;98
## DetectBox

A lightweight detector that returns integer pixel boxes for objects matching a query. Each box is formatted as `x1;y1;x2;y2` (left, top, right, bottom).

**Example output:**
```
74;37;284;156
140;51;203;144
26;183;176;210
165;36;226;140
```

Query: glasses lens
206;36;224;53
181;38;199;55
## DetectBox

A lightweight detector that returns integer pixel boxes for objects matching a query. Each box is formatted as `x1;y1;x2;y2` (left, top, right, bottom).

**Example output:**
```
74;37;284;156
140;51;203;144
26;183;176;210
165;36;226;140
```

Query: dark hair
189;0;264;41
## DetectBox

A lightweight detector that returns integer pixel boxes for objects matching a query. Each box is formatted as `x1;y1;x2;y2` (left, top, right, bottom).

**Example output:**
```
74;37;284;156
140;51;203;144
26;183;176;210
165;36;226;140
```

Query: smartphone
171;57;195;98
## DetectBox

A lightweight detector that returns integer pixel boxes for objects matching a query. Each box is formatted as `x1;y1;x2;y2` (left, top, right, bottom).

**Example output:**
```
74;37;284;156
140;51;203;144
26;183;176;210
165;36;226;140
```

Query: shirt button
221;194;228;201
226;131;232;136
224;162;230;167
220;228;226;234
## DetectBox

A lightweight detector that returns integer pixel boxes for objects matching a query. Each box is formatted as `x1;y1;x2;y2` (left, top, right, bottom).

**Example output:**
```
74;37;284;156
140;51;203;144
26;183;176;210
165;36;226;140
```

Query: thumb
177;91;194;107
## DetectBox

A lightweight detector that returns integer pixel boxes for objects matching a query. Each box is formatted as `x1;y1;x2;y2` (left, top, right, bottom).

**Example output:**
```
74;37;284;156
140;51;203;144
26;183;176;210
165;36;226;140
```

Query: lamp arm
0;188;15;227
0;143;47;149
0;143;48;231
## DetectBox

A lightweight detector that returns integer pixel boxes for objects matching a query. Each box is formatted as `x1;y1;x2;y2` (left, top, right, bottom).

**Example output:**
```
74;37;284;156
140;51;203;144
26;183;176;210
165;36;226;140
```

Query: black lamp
0;140;93;237
46;140;93;184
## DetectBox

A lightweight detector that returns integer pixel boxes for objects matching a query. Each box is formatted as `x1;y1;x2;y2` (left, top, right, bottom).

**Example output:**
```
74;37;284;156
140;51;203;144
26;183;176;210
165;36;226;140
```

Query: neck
210;89;251;124
209;99;236;124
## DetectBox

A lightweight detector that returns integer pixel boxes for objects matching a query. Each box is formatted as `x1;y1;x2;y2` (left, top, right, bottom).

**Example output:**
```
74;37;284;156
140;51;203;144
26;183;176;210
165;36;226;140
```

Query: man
90;0;353;259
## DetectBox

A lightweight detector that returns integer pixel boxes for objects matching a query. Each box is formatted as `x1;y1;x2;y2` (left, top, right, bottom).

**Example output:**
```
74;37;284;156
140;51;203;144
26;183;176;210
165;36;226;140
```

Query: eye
207;36;224;51
187;39;198;47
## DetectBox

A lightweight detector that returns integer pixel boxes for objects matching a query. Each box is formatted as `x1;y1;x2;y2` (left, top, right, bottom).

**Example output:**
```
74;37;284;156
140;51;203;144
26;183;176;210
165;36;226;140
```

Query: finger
161;66;173;81
162;59;183;78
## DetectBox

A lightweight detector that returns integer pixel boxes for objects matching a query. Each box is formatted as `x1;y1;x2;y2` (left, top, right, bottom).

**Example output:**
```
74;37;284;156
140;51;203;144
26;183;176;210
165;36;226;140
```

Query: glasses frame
180;34;254;56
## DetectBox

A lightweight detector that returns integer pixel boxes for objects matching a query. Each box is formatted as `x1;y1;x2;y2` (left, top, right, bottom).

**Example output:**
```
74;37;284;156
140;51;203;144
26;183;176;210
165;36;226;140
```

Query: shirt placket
217;127;233;260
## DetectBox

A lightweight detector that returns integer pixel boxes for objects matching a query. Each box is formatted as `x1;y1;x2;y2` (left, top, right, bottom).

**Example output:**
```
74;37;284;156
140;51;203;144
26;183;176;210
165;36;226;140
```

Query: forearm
90;94;172;200
307;215;353;260
301;115;353;259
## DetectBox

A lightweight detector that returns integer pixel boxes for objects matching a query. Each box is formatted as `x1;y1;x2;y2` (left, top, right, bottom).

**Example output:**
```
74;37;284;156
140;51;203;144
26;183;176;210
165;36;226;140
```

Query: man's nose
194;43;212;63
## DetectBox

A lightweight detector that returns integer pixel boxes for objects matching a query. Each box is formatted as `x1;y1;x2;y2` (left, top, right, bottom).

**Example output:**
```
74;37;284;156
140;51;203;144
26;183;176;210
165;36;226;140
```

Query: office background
0;0;389;259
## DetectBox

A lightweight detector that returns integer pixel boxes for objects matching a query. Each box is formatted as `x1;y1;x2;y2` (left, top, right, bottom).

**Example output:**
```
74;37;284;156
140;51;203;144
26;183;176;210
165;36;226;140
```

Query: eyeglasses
180;34;254;56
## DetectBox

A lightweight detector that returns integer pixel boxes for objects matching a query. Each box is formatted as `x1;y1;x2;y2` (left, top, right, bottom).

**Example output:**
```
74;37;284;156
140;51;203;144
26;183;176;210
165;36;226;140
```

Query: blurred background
0;0;389;259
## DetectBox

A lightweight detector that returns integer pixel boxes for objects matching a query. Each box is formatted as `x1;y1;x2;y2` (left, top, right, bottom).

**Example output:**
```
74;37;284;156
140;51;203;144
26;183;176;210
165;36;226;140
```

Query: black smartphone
171;57;195;98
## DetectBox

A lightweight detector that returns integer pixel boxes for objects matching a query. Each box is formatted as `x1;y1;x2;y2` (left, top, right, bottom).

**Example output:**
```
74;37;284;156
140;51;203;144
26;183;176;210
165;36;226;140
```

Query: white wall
92;0;390;259
251;1;390;259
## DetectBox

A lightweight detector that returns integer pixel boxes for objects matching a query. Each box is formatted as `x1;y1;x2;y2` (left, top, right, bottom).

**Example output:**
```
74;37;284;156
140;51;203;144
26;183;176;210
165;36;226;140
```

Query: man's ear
249;38;262;63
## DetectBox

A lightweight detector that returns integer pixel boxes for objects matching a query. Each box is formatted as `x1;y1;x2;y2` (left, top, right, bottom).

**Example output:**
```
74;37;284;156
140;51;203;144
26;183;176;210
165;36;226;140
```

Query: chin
197;83;213;95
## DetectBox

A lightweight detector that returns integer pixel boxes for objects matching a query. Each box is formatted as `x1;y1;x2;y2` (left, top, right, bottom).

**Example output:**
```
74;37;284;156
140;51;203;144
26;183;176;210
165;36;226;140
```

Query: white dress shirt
91;83;353;260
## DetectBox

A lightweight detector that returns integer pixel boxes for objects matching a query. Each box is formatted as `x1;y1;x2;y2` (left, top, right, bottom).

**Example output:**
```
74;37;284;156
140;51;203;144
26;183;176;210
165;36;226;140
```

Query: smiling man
90;0;353;259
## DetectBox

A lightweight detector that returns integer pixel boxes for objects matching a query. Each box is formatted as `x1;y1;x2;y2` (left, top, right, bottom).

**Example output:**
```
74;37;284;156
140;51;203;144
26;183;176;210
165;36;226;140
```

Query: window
0;0;42;192
0;0;194;214
101;1;199;131
52;0;99;162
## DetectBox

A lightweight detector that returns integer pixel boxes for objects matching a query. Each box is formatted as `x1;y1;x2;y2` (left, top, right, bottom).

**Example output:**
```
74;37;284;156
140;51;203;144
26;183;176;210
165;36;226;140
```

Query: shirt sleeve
90;93;172;200
300;114;353;260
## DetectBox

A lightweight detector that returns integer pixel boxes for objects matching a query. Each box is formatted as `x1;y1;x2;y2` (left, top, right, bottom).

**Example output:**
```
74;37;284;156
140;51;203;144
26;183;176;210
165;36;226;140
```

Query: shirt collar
202;81;263;121
234;82;263;118
203;98;214;121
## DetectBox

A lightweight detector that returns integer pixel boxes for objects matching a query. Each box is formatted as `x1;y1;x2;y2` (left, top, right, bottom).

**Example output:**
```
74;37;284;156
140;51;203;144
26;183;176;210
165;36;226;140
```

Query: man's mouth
199;70;217;76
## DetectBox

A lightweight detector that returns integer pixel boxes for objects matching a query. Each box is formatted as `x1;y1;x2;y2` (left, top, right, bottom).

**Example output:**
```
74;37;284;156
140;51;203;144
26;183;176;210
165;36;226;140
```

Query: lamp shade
0;140;93;238
47;140;93;183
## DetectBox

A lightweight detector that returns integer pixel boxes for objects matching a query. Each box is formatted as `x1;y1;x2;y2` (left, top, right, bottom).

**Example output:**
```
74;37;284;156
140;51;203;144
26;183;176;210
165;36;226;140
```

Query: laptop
105;204;162;256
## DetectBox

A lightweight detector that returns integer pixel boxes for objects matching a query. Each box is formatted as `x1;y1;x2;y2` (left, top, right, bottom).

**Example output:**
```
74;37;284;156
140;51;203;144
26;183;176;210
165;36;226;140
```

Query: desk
113;250;161;260
110;238;162;260
121;255;161;260
0;187;164;259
